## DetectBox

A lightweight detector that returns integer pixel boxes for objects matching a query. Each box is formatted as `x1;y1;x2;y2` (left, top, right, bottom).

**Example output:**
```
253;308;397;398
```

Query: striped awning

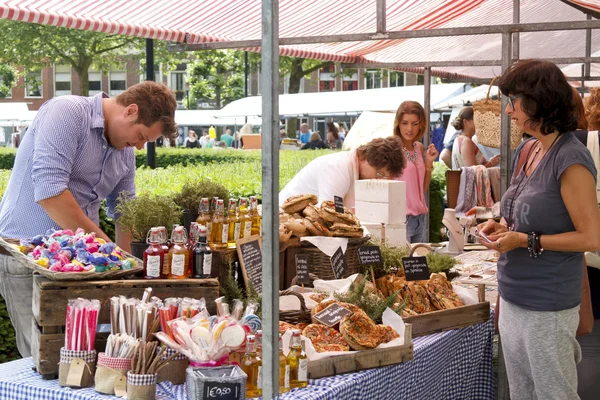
1;0;599;79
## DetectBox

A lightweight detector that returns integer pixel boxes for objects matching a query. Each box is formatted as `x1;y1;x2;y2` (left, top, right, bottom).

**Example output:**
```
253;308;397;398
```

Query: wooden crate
403;284;490;337
211;247;286;291
307;324;414;379
31;276;219;378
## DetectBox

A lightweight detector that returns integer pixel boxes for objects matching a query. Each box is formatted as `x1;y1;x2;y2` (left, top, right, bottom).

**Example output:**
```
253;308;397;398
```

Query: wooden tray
307;324;413;379
0;237;142;281
403;284;490;337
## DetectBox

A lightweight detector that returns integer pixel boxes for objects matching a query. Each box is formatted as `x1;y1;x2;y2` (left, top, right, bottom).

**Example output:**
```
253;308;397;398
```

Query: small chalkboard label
334;195;344;214
357;246;383;266
331;246;348;279
313;303;353;327
236;236;263;294
402;256;430;281
203;382;241;400
295;254;311;285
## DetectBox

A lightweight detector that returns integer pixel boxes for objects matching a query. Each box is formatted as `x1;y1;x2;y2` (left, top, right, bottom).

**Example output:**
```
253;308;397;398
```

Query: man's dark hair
498;59;577;135
357;136;406;177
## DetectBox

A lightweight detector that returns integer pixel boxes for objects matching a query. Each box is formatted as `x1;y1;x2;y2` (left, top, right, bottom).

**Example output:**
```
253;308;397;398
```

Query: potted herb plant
173;180;230;233
115;194;182;259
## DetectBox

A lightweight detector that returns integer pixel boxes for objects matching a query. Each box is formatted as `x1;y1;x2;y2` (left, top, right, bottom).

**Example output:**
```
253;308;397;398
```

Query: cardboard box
355;201;406;225
362;222;407;247
355;180;406;204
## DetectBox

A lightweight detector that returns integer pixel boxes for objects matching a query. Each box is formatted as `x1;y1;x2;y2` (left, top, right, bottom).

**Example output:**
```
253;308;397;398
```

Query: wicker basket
0;237;142;281
473;77;521;150
279;289;311;325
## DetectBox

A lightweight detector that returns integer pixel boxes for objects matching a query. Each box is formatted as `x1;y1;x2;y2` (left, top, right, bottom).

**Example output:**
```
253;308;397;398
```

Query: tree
0;20;186;97
0;65;18;99
187;50;245;109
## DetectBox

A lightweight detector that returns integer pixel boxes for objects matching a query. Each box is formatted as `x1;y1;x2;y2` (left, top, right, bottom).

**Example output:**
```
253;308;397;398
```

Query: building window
25;70;43;98
109;69;127;96
389;71;405;87
319;81;335;92
417;74;425;85
318;66;335;93
88;69;102;96
342;69;358;91
54;64;72;96
365;69;382;89
169;71;186;101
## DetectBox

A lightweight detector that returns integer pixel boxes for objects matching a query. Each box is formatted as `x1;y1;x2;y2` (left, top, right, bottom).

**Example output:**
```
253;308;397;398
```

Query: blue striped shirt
0;93;136;239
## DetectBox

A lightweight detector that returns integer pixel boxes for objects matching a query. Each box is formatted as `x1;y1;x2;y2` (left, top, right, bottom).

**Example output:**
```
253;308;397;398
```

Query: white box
363;222;407;247
355;180;406;204
355;200;406;225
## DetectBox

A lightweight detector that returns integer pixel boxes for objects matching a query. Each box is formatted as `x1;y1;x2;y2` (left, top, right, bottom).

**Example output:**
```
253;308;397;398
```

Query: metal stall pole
146;38;156;169
500;33;513;196
586;13;592;79
513;0;520;59
261;0;280;398
423;67;431;241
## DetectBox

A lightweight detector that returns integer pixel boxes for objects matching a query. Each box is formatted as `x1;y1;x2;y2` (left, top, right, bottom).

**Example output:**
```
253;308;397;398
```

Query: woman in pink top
393;101;439;243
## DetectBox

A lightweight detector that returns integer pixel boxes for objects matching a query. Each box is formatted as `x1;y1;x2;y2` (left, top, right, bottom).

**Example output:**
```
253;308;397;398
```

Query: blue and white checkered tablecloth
0;313;494;400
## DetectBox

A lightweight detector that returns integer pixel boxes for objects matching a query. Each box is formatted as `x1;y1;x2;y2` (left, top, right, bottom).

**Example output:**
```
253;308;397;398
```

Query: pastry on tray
282;194;318;214
377;324;400;343
320;201;361;226
302;204;328;227
302;217;332;237
426;273;465;310
339;311;381;350
329;223;364;238
302;324;350;352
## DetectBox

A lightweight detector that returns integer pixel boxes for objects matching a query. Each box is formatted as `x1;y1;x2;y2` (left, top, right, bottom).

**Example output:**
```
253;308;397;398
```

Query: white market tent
433;85;499;111
174;110;261;127
218;83;465;117
0;102;30;126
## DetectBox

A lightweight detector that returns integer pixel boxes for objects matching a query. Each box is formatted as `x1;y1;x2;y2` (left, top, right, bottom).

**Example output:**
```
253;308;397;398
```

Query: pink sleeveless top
395;146;428;216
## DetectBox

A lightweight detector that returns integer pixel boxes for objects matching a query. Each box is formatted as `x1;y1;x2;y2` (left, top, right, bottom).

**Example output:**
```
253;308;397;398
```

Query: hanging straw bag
473;77;521;150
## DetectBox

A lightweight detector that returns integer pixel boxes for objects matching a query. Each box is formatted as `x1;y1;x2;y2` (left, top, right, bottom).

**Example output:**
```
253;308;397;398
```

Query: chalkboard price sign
357;246;383;266
236;236;263;294
313;303;353;327
331;246;348;279
402;256;430;281
203;382;241;400
295;254;311;285
334;196;345;213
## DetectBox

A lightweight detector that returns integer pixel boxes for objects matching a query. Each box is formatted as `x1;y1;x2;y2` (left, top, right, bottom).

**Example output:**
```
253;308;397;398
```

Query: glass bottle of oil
168;226;189;279
192;226;212;278
255;330;262;358
210;197;219;220
279;333;290;393
227;199;241;246
195;198;212;239
143;227;163;279
287;329;308;388
241;335;262;398
249;196;261;237
157;226;170;278
210;199;228;250
239;198;252;239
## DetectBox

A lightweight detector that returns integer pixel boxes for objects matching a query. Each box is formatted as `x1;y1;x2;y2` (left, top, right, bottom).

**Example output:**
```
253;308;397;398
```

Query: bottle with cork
143;227;163;279
250;195;261;236
227;198;241;246
168;226;189;279
157;226;170;278
210;199;228;250
241;334;262;398
238;197;252;239
195;198;212;239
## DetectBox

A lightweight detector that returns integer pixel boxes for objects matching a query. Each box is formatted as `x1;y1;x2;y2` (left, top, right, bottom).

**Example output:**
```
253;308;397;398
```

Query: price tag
65;358;86;387
334;196;345;213
357;246;383;266
313;303;353;327
114;375;127;397
330;246;348;279
295;254;311;285
402;256;430;281
203;382;241;400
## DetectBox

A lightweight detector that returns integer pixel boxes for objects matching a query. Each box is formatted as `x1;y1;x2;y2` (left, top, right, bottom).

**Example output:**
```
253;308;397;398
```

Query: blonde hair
584;87;600;130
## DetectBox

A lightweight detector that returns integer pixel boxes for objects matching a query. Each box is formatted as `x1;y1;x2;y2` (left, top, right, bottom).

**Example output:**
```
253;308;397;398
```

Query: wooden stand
31;276;219;378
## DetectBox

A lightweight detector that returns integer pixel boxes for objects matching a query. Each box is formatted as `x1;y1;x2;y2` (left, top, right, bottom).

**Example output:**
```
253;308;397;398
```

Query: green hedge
0;296;19;363
0;148;15;170
134;148;263;168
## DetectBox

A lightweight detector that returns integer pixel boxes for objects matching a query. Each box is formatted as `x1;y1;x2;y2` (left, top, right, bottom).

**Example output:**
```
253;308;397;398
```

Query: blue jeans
406;214;427;243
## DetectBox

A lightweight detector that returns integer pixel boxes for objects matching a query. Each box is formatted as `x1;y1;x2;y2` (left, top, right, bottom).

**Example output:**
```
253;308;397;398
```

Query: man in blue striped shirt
0;81;177;357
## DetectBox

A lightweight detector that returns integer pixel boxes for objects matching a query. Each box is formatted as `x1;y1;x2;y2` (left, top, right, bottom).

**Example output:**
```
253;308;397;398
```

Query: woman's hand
476;219;508;240
425;143;439;167
481;231;527;253
485;154;500;167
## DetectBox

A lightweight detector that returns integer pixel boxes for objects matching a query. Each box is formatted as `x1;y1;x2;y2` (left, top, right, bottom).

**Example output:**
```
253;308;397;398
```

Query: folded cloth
456;166;495;216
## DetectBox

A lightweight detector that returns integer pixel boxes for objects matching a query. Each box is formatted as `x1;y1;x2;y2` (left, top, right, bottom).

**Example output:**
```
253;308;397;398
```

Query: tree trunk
73;57;93;96
286;59;305;138
215;86;222;109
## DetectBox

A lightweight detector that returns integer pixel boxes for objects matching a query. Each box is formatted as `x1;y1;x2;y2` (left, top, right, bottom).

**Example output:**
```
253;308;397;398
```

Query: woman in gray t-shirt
478;60;600;400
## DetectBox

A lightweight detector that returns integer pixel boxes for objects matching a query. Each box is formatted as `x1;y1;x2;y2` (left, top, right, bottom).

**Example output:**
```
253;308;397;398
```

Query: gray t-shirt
498;132;597;311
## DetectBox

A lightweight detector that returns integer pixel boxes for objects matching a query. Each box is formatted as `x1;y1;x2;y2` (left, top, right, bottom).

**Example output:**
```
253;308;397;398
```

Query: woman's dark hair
326;122;339;140
497;59;577;135
451;106;473;130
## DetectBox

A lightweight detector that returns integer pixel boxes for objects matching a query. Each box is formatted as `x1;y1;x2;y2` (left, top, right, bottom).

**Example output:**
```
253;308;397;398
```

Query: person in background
280;136;406;208
393;100;438;243
451;106;500;169
326;121;343;150
221;128;234;147
208;125;216;140
575;85;600;400
232;131;241;149
439;131;458;168
478;59;600;400
199;130;209;148
298;123;312;144
300;132;329;150
214;141;227;149
337;122;347;140
0;81;178;357
184;130;200;148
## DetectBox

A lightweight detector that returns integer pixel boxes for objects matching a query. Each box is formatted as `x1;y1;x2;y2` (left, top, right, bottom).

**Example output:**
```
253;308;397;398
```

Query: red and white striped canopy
1;0;599;79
